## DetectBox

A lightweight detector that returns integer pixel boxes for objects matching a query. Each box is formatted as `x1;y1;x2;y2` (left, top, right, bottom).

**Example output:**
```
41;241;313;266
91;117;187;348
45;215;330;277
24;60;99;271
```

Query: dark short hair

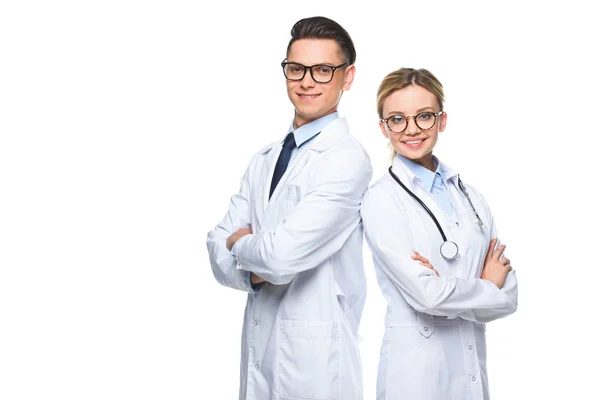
286;16;356;65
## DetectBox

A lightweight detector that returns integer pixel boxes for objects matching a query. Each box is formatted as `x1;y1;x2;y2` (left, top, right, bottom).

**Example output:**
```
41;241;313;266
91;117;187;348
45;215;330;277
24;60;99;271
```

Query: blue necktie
269;132;296;199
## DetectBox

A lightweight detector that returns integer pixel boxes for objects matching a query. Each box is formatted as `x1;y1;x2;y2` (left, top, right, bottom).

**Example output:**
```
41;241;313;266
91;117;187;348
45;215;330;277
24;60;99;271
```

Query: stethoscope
388;166;484;260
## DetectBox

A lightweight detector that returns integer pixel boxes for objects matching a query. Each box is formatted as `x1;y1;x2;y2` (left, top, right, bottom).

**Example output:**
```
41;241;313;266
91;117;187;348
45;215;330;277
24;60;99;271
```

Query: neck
413;154;436;172
293;107;338;130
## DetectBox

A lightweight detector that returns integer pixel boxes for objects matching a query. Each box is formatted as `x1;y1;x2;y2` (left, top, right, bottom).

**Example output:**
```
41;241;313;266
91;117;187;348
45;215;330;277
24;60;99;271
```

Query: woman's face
380;84;446;170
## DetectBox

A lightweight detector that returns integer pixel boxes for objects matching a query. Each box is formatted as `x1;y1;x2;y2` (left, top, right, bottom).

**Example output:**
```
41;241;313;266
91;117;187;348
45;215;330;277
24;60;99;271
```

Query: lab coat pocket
385;324;438;399
282;184;302;203
278;319;340;400
272;184;301;226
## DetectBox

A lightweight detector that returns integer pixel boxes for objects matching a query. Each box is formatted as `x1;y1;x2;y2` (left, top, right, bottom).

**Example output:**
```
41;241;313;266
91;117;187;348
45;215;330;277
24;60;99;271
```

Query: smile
297;93;321;100
402;138;426;148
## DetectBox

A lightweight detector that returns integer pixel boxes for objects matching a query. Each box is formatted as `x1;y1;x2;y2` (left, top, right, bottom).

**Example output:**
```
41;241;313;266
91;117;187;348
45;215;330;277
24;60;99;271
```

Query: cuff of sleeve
231;234;250;264
243;271;264;294
233;235;262;293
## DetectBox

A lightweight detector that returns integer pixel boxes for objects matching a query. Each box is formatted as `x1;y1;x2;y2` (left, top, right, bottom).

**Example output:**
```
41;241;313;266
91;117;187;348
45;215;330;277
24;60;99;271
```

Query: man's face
285;39;354;128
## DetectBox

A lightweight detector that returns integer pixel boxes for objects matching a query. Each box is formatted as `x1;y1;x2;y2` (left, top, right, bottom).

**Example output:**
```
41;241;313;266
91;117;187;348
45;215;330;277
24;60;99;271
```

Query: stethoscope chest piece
440;240;459;260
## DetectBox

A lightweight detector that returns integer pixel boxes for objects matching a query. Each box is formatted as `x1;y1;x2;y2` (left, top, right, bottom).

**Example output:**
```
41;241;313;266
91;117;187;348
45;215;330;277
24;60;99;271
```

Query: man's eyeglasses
281;61;349;83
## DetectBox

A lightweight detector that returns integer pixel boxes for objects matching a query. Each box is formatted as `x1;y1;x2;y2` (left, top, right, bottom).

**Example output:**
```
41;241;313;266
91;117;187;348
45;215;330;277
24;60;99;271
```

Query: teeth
405;140;423;144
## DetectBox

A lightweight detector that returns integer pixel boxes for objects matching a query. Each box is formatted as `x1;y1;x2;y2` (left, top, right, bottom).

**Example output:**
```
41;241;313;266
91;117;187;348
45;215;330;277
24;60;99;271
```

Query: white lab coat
207;118;372;400
361;156;518;400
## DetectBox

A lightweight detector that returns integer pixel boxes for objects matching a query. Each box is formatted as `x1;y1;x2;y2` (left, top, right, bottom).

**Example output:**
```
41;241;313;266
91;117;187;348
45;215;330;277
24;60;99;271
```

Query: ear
342;65;356;91
379;120;389;138
438;111;447;132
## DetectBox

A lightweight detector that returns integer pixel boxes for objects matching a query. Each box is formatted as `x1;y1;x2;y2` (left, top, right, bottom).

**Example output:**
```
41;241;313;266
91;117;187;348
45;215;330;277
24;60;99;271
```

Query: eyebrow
286;61;338;67
386;106;436;115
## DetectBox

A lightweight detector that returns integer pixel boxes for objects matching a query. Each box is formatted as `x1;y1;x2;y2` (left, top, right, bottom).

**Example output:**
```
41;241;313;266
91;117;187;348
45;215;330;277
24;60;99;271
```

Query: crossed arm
361;187;518;324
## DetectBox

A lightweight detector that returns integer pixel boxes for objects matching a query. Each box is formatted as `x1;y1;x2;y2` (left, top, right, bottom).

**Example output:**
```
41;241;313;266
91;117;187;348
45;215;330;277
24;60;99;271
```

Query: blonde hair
376;68;445;161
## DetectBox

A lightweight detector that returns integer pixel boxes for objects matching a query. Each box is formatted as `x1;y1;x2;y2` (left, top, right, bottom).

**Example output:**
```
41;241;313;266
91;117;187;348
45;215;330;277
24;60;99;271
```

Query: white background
1;0;598;399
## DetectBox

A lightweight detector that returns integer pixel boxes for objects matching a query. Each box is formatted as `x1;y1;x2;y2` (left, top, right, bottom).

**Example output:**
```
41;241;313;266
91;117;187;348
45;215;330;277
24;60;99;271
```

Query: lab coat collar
286;112;339;148
437;159;459;185
260;117;350;207
258;114;344;155
308;117;348;152
397;154;437;192
392;154;459;191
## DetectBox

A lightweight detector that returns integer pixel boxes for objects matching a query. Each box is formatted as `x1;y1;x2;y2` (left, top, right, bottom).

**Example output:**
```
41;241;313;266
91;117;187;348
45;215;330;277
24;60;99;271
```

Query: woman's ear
439;111;447;132
379;120;389;138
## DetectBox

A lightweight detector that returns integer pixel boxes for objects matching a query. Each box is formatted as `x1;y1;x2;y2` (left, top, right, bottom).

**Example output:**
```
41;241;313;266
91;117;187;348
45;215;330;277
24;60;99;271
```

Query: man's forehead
287;38;344;65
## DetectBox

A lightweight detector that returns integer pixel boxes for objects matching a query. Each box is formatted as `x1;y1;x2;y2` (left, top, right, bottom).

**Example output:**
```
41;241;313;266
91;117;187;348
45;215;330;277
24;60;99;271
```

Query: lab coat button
252;319;258;327
468;345;473;350
456;253;461;259
471;376;476;381
254;363;260;370
423;327;428;332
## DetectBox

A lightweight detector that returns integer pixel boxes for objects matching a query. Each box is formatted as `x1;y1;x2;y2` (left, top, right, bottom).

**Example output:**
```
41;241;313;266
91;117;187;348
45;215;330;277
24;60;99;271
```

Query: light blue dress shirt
397;154;454;216
286;111;339;157
238;112;340;290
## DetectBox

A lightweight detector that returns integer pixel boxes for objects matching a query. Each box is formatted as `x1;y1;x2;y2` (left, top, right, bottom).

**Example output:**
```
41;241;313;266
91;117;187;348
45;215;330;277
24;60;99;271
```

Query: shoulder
362;172;401;212
318;118;371;167
247;140;277;164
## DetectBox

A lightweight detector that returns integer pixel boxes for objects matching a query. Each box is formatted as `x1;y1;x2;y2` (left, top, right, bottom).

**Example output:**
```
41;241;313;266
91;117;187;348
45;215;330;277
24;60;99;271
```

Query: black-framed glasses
281;60;350;83
381;111;444;133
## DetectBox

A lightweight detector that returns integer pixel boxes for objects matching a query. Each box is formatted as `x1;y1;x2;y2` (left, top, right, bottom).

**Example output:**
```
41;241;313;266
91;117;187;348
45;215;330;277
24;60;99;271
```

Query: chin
296;110;321;122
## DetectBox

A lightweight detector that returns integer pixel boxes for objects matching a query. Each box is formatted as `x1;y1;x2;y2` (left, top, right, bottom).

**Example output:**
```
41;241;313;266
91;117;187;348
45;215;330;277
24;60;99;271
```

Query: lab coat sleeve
232;148;372;285
206;165;256;293
464;193;518;323
361;185;511;320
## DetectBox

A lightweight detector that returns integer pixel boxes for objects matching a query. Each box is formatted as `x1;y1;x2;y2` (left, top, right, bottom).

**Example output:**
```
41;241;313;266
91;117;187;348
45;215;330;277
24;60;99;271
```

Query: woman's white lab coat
361;156;518;400
207;118;372;400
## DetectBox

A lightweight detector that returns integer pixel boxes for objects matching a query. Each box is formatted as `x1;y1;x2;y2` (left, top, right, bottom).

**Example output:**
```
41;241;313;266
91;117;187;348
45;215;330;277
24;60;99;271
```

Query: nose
300;69;316;89
404;116;421;136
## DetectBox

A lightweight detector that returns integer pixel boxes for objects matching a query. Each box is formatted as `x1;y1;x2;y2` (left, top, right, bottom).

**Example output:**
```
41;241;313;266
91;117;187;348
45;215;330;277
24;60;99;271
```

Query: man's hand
250;273;266;285
226;227;252;251
481;238;512;289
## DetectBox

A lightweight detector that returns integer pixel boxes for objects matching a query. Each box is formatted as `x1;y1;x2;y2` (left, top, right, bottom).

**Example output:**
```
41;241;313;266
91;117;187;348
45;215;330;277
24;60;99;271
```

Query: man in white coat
206;16;372;400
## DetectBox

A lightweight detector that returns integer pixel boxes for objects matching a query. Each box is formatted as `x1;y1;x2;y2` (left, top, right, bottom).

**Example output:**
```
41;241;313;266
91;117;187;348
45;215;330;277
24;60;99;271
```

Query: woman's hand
411;251;440;276
481;238;512;289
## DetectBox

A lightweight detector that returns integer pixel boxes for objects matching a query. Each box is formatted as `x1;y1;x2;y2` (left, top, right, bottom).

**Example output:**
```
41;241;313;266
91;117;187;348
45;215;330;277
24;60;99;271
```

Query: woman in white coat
361;68;518;400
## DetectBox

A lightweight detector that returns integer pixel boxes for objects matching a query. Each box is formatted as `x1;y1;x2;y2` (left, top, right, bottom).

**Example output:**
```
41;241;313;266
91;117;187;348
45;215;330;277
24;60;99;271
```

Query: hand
411;251;439;276
226;227;252;251
250;273;266;285
481;238;512;289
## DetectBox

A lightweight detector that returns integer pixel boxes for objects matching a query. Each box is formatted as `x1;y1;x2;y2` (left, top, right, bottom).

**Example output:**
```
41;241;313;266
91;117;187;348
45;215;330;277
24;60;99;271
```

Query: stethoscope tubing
388;166;449;243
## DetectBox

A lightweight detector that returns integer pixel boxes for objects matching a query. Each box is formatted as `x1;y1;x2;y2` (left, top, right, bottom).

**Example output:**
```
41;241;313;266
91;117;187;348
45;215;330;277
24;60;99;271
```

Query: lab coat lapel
260;142;280;211
266;118;343;205
391;156;451;235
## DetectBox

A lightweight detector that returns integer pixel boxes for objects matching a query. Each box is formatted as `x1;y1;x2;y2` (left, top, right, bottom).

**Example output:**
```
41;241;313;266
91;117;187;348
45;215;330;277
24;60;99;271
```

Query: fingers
499;257;510;266
419;261;438;274
411;251;429;264
486;239;497;261
412;251;439;276
423;264;440;276
492;244;506;261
